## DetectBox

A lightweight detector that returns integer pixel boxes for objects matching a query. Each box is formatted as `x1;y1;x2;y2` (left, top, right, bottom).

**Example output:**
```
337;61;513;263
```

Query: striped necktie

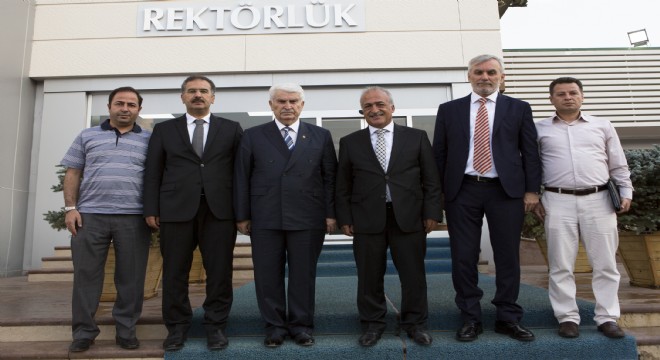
473;98;492;174
283;127;294;151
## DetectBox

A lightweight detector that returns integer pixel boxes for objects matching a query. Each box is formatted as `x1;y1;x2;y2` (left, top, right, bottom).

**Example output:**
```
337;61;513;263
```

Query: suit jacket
143;114;243;222
433;93;541;202
233;121;337;230
335;124;442;234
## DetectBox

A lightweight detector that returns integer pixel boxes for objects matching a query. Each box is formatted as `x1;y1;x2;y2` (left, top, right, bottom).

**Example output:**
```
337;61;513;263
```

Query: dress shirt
186;113;210;148
369;122;394;170
536;112;633;199
370;122;394;202
275;119;299;145
466;91;498;178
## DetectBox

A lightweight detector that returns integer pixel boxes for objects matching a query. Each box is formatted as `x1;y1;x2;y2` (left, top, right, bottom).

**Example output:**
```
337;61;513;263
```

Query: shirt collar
552;111;587;124
100;119;142;133
470;91;498;104
186;113;211;125
369;121;394;135
275;119;300;133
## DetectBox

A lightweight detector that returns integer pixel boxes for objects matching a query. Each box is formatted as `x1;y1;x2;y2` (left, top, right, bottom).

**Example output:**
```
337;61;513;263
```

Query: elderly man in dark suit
144;76;243;352
234;83;337;348
336;86;442;347
432;54;541;342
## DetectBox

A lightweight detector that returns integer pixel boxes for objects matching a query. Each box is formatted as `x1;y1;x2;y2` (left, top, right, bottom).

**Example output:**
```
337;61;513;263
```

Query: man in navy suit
144;76;243;351
432;55;541;342
336;87;442;347
234;83;337;348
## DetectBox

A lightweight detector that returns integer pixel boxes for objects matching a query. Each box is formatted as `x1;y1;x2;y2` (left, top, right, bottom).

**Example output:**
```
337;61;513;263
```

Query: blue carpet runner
165;237;638;359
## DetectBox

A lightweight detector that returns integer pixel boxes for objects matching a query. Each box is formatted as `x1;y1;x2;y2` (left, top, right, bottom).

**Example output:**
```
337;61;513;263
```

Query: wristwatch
64;206;77;212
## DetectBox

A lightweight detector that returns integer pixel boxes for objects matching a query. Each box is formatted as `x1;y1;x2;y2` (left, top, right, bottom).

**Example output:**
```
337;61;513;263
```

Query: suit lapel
388;124;407;172
174;116;196;156
205;115;222;157
458;95;472;140
493;93;509;135
264;121;290;158
284;122;309;170
359;128;384;173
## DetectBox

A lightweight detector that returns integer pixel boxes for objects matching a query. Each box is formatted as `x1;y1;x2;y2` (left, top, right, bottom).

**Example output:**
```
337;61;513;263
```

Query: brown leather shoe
558;321;579;338
598;321;625;338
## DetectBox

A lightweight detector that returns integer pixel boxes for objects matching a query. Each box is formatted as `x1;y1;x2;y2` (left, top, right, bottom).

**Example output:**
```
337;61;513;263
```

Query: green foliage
617;145;660;233
521;211;545;240
43;166;66;231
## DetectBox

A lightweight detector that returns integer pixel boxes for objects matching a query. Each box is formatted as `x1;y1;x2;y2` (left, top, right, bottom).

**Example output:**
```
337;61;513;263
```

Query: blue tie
283;127;294;151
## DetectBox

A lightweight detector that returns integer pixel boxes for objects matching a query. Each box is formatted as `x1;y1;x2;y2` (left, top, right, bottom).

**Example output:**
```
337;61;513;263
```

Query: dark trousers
250;228;325;337
71;214;150;340
160;196;237;336
353;205;429;333
445;178;524;324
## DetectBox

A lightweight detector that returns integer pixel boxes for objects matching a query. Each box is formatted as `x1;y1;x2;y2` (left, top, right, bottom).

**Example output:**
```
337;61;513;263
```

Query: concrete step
40;256;72;269
0;339;164;360
29;243;255;283
621;304;660;328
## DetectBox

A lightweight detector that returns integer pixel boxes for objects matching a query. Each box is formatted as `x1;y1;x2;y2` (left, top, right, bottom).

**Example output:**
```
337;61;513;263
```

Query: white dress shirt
186;113;210;148
466;91;498;178
275;119;300;146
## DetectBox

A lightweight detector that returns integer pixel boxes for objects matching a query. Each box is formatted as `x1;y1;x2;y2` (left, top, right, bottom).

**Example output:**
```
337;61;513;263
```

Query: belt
544;184;607;196
464;175;500;183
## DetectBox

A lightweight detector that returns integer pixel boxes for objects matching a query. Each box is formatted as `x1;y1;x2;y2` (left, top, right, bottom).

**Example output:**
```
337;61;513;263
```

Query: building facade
2;0;502;276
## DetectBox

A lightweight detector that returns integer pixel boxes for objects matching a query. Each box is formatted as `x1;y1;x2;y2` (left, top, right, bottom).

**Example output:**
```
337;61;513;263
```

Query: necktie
375;129;387;171
375;129;391;201
473;98;492;174
283;127;294;151
192;119;205;158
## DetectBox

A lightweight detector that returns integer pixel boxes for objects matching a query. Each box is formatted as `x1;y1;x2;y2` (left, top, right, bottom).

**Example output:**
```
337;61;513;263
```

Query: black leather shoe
558;321;580;338
494;321;535;341
69;338;93;352
294;332;315;346
115;336;140;349
456;322;483;342
207;329;229;350
408;329;432;345
163;333;186;352
598;321;625;339
264;334;284;348
358;331;382;347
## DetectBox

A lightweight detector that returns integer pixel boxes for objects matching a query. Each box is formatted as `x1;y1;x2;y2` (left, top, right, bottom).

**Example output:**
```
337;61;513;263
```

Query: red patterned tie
473;98;492;174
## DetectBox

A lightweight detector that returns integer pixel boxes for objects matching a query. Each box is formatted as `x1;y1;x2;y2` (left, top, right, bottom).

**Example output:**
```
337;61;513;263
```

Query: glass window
411;115;436;143
322;118;363;154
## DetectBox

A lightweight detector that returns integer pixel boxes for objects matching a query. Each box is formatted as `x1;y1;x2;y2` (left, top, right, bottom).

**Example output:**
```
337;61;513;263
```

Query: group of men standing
61;54;632;353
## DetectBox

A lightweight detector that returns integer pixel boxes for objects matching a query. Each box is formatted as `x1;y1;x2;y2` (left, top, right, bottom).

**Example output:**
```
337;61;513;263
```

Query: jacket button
200;164;205;167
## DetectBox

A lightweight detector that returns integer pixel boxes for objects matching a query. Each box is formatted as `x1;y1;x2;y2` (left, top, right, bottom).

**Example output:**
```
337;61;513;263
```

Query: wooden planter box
618;232;660;288
100;246;163;302
535;236;593;273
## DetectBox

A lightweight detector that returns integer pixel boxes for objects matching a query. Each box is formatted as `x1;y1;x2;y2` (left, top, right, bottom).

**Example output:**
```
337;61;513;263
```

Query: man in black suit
432;54;541;342
234;83;337;348
144;76;243;351
336;86;442;347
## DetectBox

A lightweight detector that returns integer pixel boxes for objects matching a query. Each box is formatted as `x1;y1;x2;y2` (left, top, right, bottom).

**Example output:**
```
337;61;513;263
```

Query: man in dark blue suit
234;83;337;348
432;54;541;342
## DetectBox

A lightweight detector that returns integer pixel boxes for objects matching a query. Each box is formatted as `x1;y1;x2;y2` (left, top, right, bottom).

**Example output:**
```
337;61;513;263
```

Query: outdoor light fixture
628;29;649;47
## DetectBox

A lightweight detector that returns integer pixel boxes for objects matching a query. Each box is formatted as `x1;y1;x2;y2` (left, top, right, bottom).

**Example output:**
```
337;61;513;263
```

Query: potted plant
43;166;163;301
616;145;660;288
